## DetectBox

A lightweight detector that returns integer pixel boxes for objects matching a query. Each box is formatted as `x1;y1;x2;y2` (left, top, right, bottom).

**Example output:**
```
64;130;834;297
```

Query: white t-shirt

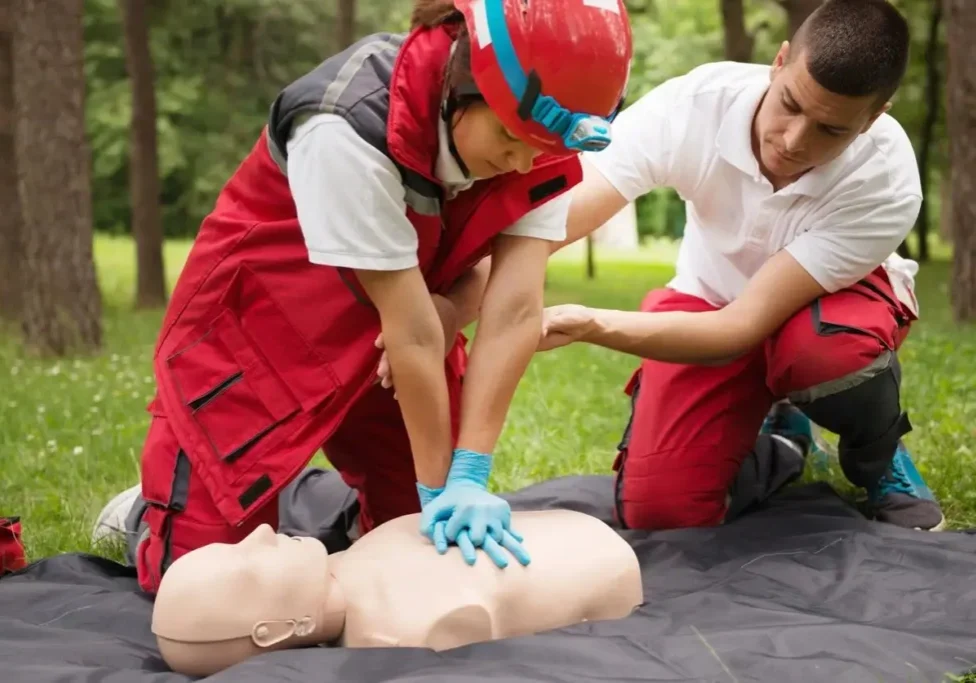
584;61;922;314
284;112;571;272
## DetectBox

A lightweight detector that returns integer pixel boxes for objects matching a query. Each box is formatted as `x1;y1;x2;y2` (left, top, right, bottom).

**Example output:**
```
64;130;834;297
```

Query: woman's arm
374;258;491;391
455;234;549;455
285;113;455;489
356;267;454;489
440;257;491;329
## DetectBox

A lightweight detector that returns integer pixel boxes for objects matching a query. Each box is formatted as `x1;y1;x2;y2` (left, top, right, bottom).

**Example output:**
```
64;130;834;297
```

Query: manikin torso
152;509;644;676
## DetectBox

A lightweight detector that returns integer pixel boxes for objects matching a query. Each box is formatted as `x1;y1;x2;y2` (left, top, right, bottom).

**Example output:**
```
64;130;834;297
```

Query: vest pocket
165;307;300;464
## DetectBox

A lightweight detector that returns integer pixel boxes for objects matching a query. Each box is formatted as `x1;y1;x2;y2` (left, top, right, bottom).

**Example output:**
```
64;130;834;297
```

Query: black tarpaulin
1;472;975;683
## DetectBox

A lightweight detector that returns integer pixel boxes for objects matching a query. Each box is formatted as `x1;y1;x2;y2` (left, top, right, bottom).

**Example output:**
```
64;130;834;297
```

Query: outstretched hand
537;304;596;352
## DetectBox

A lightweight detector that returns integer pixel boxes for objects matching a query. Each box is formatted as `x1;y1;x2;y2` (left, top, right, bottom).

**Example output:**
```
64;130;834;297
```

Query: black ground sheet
2;471;975;683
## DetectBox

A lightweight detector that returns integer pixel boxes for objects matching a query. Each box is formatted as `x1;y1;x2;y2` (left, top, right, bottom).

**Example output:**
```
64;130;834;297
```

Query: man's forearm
383;324;454;489
583;307;753;364
560;249;829;365
455;297;541;455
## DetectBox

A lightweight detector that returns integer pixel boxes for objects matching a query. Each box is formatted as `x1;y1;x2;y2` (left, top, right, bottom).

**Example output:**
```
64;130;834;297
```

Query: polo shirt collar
716;79;768;180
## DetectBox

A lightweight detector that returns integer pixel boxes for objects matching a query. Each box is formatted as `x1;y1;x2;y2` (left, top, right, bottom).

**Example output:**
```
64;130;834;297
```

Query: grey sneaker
91;484;142;545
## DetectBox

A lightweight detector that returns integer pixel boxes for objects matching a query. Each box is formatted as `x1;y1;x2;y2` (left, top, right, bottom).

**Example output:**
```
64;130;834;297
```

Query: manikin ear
251;616;316;648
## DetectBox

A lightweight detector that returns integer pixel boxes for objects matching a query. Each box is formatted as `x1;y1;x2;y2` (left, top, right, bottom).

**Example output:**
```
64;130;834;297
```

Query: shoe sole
917;513;947;532
857;498;948;533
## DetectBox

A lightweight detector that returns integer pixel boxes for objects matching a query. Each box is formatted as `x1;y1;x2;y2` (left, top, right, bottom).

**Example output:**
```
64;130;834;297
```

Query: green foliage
83;0;413;238
82;0;945;243
889;0;948;171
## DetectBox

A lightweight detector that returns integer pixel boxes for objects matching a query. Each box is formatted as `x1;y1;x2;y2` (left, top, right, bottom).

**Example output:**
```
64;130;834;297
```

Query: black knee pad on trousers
794;353;911;489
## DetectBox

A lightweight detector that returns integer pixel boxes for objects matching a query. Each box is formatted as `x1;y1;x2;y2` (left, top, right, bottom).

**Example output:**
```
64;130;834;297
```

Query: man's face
753;42;889;187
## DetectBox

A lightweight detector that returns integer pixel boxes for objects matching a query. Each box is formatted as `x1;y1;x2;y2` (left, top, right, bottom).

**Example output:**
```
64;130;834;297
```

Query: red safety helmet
454;0;633;156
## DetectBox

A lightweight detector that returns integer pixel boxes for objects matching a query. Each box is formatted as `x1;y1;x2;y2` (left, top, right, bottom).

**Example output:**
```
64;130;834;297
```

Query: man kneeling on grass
537;0;945;532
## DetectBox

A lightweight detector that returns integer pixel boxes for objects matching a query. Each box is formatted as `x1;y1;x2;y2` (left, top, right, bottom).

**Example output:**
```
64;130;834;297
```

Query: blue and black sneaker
760;401;830;468
761;402;946;531
866;441;946;531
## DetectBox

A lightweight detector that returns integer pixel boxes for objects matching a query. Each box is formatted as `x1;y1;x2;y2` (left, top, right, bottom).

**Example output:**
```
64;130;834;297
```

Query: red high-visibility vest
144;24;581;527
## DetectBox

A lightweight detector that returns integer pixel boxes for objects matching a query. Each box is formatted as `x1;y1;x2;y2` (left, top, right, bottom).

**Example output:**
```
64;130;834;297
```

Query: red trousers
613;267;915;531
136;375;461;594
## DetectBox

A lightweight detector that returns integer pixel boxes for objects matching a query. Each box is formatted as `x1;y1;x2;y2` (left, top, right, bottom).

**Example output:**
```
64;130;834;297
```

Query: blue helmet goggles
482;0;621;152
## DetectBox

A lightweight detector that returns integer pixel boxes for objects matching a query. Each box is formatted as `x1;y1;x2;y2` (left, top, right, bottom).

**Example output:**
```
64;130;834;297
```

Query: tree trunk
940;176;952;244
721;0;754;62
780;0;823;39
912;0;943;264
13;0;102;355
337;0;357;50
945;0;976;322
0;1;22;325
585;236;595;279
119;0;167;309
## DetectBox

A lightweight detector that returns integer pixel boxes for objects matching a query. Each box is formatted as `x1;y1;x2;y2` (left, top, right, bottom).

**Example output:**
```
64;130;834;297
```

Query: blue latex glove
417;449;531;568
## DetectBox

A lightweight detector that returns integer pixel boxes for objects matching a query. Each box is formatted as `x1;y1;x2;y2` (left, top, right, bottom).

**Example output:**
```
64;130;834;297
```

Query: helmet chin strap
440;38;483;180
440;93;473;179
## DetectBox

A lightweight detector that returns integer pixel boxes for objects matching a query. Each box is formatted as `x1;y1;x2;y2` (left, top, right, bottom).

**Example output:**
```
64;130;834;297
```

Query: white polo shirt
284;112;571;272
584;61;922;314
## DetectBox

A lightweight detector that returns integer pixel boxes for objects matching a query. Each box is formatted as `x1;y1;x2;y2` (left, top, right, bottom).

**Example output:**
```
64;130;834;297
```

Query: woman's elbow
496;290;543;330
391;315;445;356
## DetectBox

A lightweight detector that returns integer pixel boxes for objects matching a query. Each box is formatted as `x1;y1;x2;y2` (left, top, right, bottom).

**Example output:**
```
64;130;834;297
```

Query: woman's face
451;102;543;179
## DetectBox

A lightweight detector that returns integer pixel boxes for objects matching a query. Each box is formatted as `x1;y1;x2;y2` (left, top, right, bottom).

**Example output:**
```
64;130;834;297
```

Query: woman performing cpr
106;0;633;593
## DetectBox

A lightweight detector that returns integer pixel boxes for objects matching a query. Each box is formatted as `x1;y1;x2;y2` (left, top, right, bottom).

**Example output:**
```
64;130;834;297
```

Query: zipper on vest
189;372;243;411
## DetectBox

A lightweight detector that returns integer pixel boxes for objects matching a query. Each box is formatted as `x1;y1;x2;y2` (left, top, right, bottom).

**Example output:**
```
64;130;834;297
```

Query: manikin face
752;41;890;189
152;524;337;644
451;102;543;179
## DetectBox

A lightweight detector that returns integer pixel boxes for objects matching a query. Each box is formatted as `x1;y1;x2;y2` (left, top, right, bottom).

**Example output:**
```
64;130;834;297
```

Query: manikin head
410;0;633;179
752;0;910;189
151;524;345;677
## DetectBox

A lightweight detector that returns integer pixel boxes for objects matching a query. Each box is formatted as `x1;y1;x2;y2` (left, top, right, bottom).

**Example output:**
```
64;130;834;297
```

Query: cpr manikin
151;510;644;676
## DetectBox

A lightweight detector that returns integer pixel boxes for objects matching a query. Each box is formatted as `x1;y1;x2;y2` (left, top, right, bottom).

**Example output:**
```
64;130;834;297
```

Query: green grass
1;234;974;565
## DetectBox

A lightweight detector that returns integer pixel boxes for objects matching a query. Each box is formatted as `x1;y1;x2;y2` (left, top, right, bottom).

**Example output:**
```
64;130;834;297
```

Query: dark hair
411;0;476;94
410;0;461;28
791;0;910;104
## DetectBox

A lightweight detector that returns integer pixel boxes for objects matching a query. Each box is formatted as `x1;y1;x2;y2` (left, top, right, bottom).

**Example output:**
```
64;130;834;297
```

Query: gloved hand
417;449;531;568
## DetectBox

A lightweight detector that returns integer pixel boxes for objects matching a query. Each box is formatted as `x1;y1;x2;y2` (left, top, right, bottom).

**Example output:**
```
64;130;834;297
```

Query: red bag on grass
0;517;27;576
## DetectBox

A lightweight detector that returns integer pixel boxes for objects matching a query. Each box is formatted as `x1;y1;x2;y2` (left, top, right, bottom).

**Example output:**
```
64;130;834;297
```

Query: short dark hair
790;0;910;104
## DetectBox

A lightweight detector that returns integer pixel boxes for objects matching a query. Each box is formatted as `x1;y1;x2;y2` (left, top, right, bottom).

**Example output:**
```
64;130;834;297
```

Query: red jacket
146;24;581;527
